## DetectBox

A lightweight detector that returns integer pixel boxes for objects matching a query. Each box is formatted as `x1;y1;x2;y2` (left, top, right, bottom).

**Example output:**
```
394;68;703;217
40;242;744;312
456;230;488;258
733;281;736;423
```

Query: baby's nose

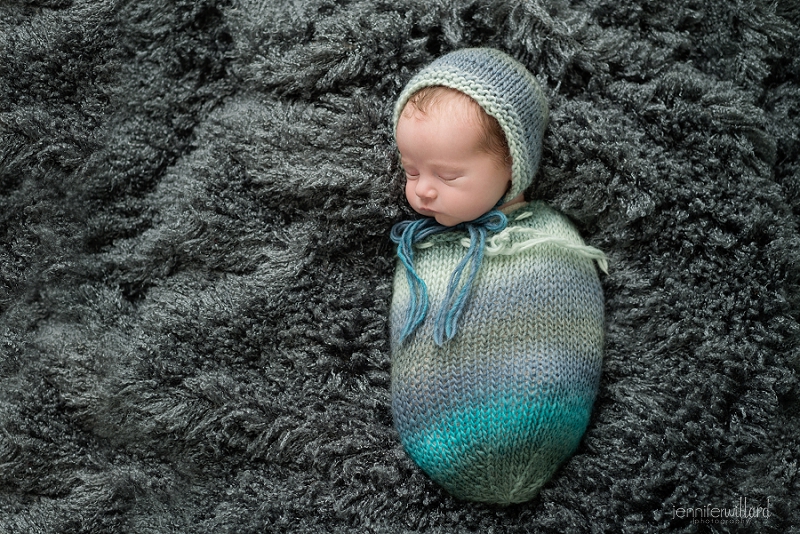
415;176;437;200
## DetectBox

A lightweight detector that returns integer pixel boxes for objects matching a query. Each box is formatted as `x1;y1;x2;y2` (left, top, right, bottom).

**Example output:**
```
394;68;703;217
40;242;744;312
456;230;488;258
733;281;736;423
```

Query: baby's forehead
403;87;487;124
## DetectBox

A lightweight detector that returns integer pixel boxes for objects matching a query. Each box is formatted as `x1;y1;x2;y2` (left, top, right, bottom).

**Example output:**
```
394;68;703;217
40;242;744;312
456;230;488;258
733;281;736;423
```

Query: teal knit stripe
397;392;592;503
400;392;592;469
391;345;601;437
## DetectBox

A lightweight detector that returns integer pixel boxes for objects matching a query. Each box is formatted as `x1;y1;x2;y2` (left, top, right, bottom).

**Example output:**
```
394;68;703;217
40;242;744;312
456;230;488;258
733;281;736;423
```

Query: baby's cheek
467;187;502;213
404;181;415;204
454;197;493;223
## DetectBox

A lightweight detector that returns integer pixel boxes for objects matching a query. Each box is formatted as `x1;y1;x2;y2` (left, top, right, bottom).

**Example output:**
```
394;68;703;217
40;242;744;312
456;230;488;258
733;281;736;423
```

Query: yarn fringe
391;210;507;346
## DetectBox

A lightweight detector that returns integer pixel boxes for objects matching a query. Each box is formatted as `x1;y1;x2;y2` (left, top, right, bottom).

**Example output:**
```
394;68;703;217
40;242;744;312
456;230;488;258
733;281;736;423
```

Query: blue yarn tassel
391;209;507;346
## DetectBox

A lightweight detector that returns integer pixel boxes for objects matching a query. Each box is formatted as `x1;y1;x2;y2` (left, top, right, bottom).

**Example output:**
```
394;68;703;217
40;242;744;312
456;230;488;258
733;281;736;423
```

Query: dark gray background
1;0;798;532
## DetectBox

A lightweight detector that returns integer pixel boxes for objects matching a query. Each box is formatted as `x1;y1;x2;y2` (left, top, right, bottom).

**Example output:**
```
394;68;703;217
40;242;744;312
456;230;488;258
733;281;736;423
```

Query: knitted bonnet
393;47;549;204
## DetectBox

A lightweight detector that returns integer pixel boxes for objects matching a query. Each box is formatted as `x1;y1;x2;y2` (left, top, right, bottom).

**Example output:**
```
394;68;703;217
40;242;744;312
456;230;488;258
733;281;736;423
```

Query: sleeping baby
389;48;607;504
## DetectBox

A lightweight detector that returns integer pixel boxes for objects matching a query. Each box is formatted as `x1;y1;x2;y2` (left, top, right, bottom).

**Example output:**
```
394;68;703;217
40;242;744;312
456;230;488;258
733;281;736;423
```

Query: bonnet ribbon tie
390;209;508;346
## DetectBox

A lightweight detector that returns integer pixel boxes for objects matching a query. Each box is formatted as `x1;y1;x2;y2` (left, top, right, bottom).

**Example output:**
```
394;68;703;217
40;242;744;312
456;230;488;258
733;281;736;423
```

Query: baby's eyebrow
432;164;464;173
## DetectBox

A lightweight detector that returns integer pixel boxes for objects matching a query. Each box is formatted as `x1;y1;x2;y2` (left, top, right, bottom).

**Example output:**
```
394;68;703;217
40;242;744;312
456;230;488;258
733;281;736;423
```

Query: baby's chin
432;213;464;227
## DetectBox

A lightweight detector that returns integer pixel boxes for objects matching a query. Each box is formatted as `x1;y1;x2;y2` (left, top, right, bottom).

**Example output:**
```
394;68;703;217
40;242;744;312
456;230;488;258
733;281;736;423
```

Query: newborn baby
389;48;607;504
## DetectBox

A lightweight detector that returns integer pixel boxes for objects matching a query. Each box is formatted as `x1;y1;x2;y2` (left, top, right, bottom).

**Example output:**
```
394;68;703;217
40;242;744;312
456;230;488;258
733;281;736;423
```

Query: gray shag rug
1;0;799;532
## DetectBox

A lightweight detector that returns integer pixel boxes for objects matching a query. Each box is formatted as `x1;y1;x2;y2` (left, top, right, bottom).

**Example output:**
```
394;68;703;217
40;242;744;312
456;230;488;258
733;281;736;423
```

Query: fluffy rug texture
1;0;798;532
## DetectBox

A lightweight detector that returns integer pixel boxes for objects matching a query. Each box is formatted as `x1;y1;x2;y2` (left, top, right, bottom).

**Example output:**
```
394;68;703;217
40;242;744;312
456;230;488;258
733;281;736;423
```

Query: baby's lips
415;205;437;215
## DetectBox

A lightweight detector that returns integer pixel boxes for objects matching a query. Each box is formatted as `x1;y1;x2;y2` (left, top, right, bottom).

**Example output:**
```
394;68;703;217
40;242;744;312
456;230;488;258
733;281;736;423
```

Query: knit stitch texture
390;201;605;504
393;48;549;204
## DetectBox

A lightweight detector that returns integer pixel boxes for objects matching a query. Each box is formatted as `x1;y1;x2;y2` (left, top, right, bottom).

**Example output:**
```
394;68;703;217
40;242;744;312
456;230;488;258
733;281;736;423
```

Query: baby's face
396;95;512;227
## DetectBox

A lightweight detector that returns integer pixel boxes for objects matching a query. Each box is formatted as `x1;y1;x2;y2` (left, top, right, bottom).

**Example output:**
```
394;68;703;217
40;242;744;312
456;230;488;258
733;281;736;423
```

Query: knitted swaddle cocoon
390;202;605;504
